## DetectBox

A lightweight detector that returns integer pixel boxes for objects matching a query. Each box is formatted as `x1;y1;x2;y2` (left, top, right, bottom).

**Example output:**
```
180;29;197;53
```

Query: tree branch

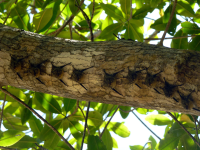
0;87;75;150
158;0;177;46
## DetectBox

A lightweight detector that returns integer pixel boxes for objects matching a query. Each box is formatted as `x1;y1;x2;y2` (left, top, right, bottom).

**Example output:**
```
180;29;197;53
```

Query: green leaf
132;5;154;19
33;92;62;114
150;17;166;31
148;135;157;150
106;122;130;137
63;98;77;113
136;108;148;115
102;16;113;30
112;137;118;148
0;3;4;12
194;9;200;23
33;8;53;32
100;3;124;22
188;35;200;51
119;106;131;119
178;133;200;150
10;1;30;30
28;114;43;137
6;87;28;102
102;129;113;150
40;119;63;149
171;29;188;49
120;0;131;18
40;119;62;140
42;0;53;8
9;135;37;149
181;22;200;34
88;2;103;21
130;145;143;150
71;111;103;127
39;0;62;33
75;20;98;32
0;130;25;146
4;102;20;115
3;113;29;131
99;23;123;40
125;19;143;42
163;5;172;24
56;141;71;150
21;98;32;125
145;114;172;126
69;0;80;15
57;30;86;40
176;0;195;17
35;0;43;8
69;121;84;142
88;135;107;150
157;122;187;150
98;103;113;116
60;3;72;19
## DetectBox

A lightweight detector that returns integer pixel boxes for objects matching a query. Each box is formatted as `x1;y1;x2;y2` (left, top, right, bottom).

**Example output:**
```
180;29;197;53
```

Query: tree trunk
1;24;200;115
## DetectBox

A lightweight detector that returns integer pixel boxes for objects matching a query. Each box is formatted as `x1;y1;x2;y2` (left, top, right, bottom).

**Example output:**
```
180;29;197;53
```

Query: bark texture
1;24;200;115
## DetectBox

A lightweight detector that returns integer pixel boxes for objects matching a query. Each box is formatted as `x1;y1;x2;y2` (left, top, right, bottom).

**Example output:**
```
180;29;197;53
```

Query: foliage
0;0;200;150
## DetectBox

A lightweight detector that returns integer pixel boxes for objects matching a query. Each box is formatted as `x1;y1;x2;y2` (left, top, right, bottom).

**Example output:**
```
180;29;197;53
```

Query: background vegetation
0;0;200;150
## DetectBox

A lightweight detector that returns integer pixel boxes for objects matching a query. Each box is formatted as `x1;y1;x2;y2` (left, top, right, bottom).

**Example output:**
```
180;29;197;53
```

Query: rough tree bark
1;24;200;115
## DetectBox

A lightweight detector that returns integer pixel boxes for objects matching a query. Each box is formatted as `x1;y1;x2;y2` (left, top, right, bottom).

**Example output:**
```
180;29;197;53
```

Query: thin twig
142;141;152;150
167;112;200;147
103;105;115;121
44;1;68;35
158;0;177;46
69;22;73;39
0;87;75;150
3;11;11;25
75;0;94;41
80;101;90;150
0;86;7;130
132;111;161;140
144;31;160;43
145;35;196;41
66;133;71;141
100;106;119;138
78;103;90;134
52;0;84;37
192;115;199;143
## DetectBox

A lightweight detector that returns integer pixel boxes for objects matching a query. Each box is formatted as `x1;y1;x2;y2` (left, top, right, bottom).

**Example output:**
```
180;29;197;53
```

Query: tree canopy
1;0;200;150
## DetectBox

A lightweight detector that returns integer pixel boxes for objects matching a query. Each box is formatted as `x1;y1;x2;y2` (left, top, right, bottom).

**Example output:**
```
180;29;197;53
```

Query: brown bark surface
1;24;200;115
